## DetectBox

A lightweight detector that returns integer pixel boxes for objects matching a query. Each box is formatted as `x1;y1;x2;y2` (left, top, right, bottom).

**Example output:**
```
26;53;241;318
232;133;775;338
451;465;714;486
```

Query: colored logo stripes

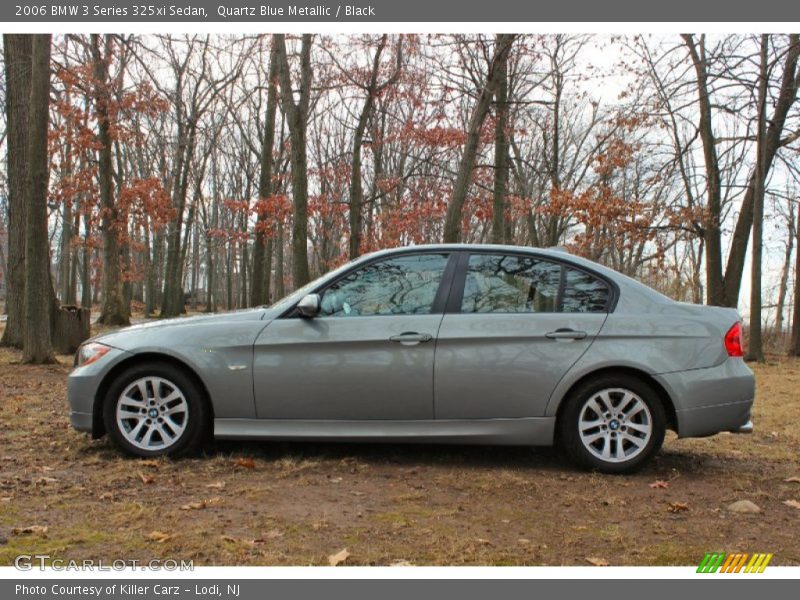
697;552;773;573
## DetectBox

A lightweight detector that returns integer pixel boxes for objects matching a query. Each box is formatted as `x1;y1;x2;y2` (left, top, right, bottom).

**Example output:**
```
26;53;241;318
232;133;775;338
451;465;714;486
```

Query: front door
253;252;454;420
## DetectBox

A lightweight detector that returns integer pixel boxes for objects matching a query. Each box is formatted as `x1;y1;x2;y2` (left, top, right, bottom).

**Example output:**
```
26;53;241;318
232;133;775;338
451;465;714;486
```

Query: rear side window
562;267;610;313
461;254;561;313
460;254;611;314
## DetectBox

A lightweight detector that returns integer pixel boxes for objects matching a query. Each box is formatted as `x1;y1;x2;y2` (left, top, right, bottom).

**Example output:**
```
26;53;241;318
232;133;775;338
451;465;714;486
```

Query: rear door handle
389;332;433;345
545;328;587;340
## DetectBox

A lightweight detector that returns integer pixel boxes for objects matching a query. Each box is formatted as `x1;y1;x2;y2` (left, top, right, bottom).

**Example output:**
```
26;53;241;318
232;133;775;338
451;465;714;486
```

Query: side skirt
214;417;555;446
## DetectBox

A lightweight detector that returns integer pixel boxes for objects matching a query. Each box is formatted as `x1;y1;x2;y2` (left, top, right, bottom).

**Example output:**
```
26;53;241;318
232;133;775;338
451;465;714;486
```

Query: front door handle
545;328;587;340
389;332;433;345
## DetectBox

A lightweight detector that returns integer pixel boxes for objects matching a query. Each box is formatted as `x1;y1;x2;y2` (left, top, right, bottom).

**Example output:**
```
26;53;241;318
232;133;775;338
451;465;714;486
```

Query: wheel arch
552;366;678;437
92;352;215;439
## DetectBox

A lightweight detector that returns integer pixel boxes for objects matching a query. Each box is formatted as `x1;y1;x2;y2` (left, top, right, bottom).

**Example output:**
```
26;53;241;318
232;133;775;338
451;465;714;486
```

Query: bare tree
0;34;32;348
443;34;516;243
775;196;795;341
275;34;313;288
250;38;280;306
93;34;130;326
491;33;510;244
22;35;55;363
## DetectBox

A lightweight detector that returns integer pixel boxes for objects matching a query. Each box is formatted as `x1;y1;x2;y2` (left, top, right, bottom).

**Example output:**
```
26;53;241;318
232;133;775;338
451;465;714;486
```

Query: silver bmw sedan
67;244;755;473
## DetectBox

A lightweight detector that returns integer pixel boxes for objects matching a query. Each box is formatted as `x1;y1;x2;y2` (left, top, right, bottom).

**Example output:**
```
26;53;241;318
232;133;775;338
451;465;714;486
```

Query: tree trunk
746;36;769;363
59;191;72;303
251;39;280;306
775;200;794;339
275;34;313;289
93;34;129;326
274;221;285;299
682;34;726;307
491;33;510;245
443;34;515;243
22;34;55;364
81;212;92;308
789;196;800;356
0;34;32;348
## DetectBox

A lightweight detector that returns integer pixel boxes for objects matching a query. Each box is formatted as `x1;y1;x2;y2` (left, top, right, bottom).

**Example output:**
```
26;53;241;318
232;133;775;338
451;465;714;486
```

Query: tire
103;362;209;458
558;374;666;474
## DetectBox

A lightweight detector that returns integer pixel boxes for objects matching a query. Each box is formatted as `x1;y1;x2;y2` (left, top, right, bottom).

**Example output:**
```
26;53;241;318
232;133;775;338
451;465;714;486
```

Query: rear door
434;252;611;419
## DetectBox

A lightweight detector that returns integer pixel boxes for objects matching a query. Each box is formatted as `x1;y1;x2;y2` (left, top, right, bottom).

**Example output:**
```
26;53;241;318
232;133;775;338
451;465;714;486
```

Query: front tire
103;363;208;458
558;375;666;474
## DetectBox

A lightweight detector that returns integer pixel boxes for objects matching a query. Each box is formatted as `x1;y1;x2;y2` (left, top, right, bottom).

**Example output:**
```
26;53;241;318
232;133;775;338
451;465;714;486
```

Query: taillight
724;322;744;357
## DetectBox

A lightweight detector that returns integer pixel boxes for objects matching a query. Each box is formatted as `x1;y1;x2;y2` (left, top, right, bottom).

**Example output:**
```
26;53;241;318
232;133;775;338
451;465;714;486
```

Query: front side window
319;254;449;317
461;254;561;313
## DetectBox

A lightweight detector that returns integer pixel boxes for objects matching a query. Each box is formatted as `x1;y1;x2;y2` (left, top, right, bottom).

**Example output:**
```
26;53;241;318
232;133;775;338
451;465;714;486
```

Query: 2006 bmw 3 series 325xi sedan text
67;244;755;473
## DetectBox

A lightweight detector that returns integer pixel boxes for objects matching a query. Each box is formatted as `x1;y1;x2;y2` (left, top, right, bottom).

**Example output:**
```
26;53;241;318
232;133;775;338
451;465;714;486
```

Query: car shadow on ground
204;438;728;476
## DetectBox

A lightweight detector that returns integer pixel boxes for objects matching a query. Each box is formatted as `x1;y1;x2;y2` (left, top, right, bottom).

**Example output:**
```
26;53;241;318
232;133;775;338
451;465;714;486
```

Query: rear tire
103;362;208;458
558;374;666;474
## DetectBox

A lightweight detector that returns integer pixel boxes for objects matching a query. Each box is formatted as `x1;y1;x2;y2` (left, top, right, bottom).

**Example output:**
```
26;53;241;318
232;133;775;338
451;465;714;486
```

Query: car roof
366;243;571;259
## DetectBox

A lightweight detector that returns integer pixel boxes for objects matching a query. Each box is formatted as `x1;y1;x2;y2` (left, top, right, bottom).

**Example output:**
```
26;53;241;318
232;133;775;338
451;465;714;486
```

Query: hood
91;307;272;348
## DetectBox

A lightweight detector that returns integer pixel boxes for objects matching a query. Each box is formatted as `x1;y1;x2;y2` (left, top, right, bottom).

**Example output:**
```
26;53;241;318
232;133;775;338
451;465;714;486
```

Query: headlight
74;342;111;368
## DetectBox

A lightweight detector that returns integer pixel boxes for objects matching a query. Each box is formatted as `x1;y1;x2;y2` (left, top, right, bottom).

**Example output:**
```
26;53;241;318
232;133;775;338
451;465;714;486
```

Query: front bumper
70;410;94;433
66;346;132;436
654;358;755;438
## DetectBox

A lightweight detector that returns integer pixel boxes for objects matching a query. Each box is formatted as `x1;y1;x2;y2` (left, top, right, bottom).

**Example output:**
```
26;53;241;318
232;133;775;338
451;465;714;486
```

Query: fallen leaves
233;458;256;469
586;557;610;566
180;497;222;511
782;499;800;510
649;480;669;489
139;459;160;469
205;481;226;489
390;559;414;567
34;476;58;486
12;525;48;536
328;548;350;566
146;531;173;543
138;472;155;485
727;500;761;514
784;477;800;484
667;502;690;513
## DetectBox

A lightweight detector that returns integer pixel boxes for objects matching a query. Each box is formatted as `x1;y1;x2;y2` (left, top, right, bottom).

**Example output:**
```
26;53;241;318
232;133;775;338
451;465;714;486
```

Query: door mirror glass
296;293;321;318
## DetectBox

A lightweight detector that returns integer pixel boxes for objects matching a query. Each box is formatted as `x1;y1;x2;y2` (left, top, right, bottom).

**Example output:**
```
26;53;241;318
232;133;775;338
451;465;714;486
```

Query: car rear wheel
559;375;666;474
103;363;208;458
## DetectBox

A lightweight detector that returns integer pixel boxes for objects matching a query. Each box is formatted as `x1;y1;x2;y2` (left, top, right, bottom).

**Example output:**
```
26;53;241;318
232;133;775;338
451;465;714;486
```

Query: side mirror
296;293;321;318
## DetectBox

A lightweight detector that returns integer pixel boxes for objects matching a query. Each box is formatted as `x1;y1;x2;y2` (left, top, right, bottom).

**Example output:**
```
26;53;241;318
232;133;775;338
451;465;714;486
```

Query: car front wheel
103;363;208;458
559;375;666;474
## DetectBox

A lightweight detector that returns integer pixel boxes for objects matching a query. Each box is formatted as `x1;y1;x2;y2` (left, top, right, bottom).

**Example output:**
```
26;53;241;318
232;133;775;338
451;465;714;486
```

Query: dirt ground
0;320;799;567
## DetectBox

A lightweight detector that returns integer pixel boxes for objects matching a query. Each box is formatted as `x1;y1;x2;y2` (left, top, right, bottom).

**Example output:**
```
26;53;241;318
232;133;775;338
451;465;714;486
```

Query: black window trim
445;249;619;315
280;250;460;319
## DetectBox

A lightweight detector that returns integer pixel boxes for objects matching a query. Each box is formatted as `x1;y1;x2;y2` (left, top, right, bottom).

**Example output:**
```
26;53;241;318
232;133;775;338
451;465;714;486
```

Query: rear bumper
654;358;754;438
